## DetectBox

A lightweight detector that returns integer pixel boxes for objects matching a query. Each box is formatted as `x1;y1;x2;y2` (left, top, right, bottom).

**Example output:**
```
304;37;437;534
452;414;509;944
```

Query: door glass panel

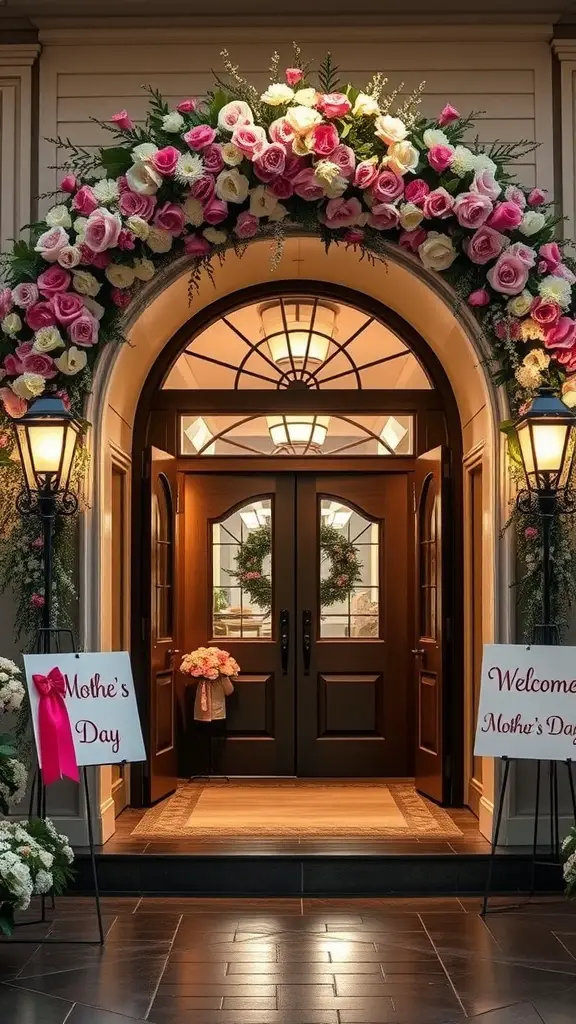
153;473;173;640
419;476;438;640
319;499;380;638
212;498;272;639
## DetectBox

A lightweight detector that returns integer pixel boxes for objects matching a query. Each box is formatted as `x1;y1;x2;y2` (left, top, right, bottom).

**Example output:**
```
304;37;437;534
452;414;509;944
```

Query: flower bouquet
180;646;239;722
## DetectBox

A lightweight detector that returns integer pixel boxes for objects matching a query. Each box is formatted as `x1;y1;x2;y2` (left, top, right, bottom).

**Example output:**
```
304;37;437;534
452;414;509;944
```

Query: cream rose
33;326;64;353
221;142;244;167
133;258;155;282
562;375;576;408
385;141;419;176
83;297;105;320
215;168;250;204
268;203;289;222
292;88;318;107
126;215;151;241
352;92;380;117
105;264;136;289
55;346;87;376
2;313;21;336
285;105;322;135
12;372;45;399
146;227;173;253
132;142;158;162
182;198;204;227
261;83;294;106
507;290;533;317
249;185;278;218
45;205;72;230
57;245;82;269
418;231;457;271
126;160;163;196
203;228;227;244
399;202;424;231
374;115;407;146
520;211;546;237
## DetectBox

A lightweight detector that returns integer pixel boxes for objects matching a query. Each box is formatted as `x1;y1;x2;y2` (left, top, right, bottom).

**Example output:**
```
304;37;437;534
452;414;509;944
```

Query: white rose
203;228;227;244
125;161;162;196
215;168;250;204
285;105;322;135
385;140;420;176
73;217;88;240
33;326;64;353
249;185;278;218
399;202;424;231
162;111;185;133
221;143;244;167
126;215;150;241
72;270;101;297
261;83;294;106
57;245;82;269
55;346;87;376
218;101;254;133
352;93;380;117
418;231;457;272
45;204;72;229
11;373;46;399
324;174;348;199
182;197;204;226
133;258;155;282
146;227;173;253
268;203;289;222
292;88;318;107
105;263;136;289
132;142;158;161
2;313;22;336
83;296;105;320
374;115;407;146
520;211;546;237
473;153;497;174
423;128;449;149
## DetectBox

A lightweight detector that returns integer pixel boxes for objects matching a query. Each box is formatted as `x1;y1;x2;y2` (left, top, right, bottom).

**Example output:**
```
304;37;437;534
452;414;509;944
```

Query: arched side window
152;473;173;640
419;475;438;641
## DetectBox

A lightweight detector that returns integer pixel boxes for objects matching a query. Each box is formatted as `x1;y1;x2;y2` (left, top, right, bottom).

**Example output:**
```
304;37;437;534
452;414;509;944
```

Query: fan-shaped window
152;473;173;640
212;498;272;639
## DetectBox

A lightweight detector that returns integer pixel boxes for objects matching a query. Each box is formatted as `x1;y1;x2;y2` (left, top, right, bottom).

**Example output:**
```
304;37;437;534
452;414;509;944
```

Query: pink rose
344;228;365;244
3;352;23;375
35;227;69;263
309;123;339;157
528;188;546;207
117;229;135;251
0;387;26;418
111;288;131;309
269;176;294;199
154;202;186;236
84;209;121;252
184;234;211;255
466;225;507;265
555;348;576;372
12;282;39;309
323;197;362;229
317;93;351;119
0;288;13;318
486;253;529;295
68;313;99;347
545;316;576;352
423;187;454;220
404;179;430;206
507;241;536;268
72;185;98;216
231;124;267;159
330;144;355;179
25;302;57;331
438;104;460;127
470;169;501;202
353;160;379;191
184;125;216;150
203;198;228;225
268;117;295;147
368;203;400;231
110;110;134;131
399;228;427;252
177;98;197;113
453;191;492;229
285;68;303;86
427;144;454;173
372;169;404;203
468;289;491;307
150;146;180;176
487;201;524;232
504;185;526;210
118;191;156;220
59;174;77;193
37;265;71;297
23;351;57;378
254;143;287;181
234;210;259;239
190;175;215;203
293;167;325;201
52;292;86;325
554;263;576;284
203;144;225;174
284;156;306;179
538;241;562;272
531;297;561;327
80;246;111;268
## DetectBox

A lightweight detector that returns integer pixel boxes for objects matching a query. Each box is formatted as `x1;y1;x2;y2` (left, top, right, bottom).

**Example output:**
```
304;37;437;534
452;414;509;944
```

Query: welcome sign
23;652;146;771
474;644;576;761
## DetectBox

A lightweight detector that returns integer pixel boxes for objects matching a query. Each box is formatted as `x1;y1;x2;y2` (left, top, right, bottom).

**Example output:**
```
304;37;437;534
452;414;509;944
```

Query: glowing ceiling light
378;415;409;455
267;414;330;454
259;300;337;366
184;416;215;455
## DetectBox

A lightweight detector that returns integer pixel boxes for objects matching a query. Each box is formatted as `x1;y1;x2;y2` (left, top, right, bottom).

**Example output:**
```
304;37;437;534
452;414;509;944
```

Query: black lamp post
11;396;81;653
515;386;576;645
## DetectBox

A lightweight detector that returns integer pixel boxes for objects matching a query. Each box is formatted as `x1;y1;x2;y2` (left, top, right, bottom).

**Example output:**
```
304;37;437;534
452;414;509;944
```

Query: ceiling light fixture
259;300;337;367
266;414;330;455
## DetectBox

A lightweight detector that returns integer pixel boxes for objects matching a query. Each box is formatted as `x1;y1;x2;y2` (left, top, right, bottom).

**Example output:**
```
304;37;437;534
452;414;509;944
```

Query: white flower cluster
0;819;74;915
0;657;24;715
0;757;27;808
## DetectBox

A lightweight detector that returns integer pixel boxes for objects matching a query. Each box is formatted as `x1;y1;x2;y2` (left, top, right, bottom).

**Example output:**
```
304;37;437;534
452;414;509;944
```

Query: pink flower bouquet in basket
180;647;240;722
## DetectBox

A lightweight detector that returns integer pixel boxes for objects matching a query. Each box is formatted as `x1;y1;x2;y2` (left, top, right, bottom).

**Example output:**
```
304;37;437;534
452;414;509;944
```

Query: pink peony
317;93;351;118
37;266;71;297
528;188;546;207
111;288;131;309
190;175;215;203
231;124;267;160
545;316;576;352
12;282;39;309
150;146;180;176
52;292;86;325
323;196;362;229
372;169;404;203
184;125;216;150
399;227;427;252
353;160;379;191
177;98;197;113
59;174;77;193
84;209;121;252
154;202;186;236
487;201;524;232
453;191;493;229
184;234;211;255
234;210;259;239
203;198;228;225
68;313;99;346
254;143;287;181
368;203;400;230
466;225;507;265
269;117;295;147
285;68;303;86
309;123;339;157
110;110;134;131
531;297;561;327
202;144;225;174
72;185;98;216
0;288;13;318
438;103;460;127
486;253;529;295
118;191;157;221
470;169;501;202
330;144;355;179
25;302;57;331
427;144;454;173
268;176;294;199
423;187;454;220
293;167;325;201
404;179;430;206
468;289;491;307
538;241;562;271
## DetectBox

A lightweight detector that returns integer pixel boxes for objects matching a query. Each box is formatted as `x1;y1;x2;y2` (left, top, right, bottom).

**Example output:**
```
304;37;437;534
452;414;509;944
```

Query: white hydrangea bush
563;827;576;898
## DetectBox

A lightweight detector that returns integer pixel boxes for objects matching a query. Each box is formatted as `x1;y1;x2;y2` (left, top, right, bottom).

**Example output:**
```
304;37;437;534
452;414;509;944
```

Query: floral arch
0;46;575;635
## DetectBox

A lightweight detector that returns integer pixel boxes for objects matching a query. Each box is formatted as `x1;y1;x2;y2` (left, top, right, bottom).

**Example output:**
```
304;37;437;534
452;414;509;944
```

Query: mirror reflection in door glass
319;499;380;638
212;498;272;639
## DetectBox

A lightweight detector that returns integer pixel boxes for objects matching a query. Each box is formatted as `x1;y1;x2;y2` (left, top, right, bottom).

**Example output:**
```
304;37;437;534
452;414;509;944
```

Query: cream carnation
221;142;243;166
520;318;545;341
12;373;45;399
215;168;250;204
146;227;173;253
203;227;227;244
418;231;457;271
374;115;407;145
175;153;203;185
539;274;572;308
520;211;546;236
450;145;477;177
126;215;150;241
55;345;87;375
182;197;204;226
133;258;155;282
45;204;72;229
261;83;294;106
33;326;64;352
105;263;136;289
93;178;120;204
352;92;379;117
516;363;543;389
473;153;497;174
162;111;185;133
423;128;449;148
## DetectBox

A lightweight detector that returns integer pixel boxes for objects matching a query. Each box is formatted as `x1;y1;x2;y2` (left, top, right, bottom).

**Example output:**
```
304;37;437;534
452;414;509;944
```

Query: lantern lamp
12;396;81;512
515;387;576;496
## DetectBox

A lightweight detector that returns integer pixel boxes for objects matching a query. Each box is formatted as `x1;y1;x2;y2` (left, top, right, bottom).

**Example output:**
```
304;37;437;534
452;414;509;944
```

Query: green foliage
318;52;341;94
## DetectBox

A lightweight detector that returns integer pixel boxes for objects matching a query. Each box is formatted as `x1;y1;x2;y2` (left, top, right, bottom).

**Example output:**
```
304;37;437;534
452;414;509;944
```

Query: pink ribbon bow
32;667;79;786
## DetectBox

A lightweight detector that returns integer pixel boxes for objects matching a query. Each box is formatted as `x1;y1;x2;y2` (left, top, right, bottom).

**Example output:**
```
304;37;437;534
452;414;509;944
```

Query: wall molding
0;43;39;252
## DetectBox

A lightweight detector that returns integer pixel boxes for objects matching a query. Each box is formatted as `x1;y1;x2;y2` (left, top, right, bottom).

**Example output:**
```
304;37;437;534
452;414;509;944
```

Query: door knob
411;648;425;657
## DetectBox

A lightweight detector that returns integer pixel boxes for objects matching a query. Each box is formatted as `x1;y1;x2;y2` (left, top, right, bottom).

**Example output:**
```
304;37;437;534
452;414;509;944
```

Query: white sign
23;652;146;768
474;644;576;760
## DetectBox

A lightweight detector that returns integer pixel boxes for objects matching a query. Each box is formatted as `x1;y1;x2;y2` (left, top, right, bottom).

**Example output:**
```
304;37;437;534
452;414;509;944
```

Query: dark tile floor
2;895;576;1022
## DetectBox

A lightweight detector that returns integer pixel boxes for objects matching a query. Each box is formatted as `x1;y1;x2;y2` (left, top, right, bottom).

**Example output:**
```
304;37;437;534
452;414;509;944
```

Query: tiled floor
1;895;576;1022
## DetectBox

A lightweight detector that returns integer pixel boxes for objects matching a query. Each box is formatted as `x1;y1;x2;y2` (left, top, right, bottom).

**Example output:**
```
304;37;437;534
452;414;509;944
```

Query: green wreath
227;523;363;609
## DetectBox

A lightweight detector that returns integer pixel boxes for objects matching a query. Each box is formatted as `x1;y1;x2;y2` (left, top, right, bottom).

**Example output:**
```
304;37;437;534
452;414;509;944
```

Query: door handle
280;609;290;675
167;648;181;667
302;609;312;675
411;648;425;657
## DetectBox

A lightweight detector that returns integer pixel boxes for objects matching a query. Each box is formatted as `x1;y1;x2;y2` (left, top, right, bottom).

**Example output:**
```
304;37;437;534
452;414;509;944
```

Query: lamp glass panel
531;423;569;473
60;423;79;490
517;421;535;478
27;425;65;474
16;424;36;491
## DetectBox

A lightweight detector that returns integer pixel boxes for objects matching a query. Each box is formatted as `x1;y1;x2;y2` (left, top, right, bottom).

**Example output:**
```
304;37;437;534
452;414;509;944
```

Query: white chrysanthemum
132;142;158;161
93;178;120;204
450;145;477;177
183;197;204;226
515;363;542;390
538;274;572;308
46;204;72;229
261;83;294;106
162;111;185;133
174;152;203;185
423;128;449;149
203;228;227;245
473;153;497;174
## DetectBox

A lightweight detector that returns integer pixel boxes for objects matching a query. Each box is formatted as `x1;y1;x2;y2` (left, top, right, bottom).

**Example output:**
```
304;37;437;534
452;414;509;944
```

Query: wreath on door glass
227;523;363;609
